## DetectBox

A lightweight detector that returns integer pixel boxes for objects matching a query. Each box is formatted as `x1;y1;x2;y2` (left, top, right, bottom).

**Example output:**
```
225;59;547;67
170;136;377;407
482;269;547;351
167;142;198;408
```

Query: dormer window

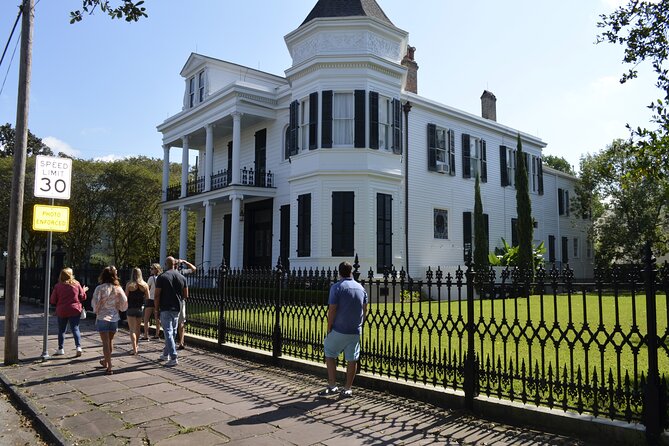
188;77;195;108
198;70;205;102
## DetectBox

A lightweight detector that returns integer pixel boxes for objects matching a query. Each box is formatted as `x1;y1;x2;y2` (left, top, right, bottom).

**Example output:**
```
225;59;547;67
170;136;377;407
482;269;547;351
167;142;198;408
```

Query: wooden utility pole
5;0;34;365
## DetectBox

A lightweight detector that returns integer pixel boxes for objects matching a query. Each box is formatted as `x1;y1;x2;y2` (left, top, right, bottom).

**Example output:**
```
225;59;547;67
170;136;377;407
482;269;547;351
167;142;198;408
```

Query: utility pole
5;0;34;365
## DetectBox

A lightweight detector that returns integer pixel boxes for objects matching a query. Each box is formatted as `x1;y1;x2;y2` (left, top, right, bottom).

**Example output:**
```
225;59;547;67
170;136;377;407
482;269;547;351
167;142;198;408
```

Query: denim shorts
96;320;118;333
324;330;361;361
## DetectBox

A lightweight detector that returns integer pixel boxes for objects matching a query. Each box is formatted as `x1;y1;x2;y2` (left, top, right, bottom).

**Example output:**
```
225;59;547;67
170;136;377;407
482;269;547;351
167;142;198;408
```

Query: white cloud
93;154;128;162
43;136;80;157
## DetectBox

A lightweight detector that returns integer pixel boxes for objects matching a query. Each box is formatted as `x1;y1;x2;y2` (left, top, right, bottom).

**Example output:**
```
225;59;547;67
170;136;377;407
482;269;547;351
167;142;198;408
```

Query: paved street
0;298;588;445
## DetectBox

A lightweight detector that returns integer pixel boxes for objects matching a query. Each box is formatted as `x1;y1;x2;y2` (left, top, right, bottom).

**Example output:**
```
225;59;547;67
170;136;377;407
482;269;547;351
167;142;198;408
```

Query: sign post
33;155;72;361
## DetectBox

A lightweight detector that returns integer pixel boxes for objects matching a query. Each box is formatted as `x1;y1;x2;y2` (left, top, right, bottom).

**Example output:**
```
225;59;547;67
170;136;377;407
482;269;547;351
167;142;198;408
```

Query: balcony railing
165;167;274;201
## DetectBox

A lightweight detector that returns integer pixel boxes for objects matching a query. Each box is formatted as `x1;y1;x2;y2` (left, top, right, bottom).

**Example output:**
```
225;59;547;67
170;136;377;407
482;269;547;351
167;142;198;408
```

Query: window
333;93;354;146
586;240;593;258
530;155;539;193
297;194;311;257
332;192;354;256
378;96;391;150
300;98;309;152
573;237;579;259
561;236;569;263
377;194;392;272
188;76;195;108
288;101;299;157
427;124;455;174
506;147;516;186
198;70;205;103
434;209;448;239
558;188;570;216
462;134;487;181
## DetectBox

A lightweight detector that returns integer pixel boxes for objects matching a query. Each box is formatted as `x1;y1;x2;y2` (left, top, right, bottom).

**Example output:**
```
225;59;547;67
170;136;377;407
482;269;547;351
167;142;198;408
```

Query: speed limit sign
34;155;72;200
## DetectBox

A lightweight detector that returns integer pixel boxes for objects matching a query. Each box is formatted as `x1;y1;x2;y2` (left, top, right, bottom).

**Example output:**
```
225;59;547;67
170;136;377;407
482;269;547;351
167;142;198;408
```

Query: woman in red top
49;267;88;357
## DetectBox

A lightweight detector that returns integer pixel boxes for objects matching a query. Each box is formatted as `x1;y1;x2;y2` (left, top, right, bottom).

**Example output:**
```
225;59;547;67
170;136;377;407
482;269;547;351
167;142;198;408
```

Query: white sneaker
76;347;83;357
165;358;178;366
53;349;64;356
158;354;168;361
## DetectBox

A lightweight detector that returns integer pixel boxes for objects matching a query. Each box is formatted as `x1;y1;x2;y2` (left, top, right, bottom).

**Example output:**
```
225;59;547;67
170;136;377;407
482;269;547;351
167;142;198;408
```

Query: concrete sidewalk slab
0;300;588;445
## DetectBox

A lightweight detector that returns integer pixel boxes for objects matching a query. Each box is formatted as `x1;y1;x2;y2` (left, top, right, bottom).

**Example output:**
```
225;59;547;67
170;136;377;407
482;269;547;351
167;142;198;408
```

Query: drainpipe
403;101;412;277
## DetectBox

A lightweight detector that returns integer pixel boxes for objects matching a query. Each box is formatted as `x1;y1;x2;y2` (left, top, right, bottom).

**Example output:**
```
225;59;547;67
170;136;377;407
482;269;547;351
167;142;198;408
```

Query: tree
543;154;575;176
0;123;53;157
473;174;489;272
70;0;147;23
515;134;534;273
574;139;669;265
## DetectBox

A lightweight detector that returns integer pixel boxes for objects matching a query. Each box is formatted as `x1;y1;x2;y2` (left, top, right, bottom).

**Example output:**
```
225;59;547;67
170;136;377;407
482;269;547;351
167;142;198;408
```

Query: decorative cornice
288;60;403;82
290;29;402;65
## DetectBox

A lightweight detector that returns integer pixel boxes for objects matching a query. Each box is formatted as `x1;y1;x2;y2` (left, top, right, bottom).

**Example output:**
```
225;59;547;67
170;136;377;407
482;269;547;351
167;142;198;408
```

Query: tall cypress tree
473;173;489;272
515;134;534;274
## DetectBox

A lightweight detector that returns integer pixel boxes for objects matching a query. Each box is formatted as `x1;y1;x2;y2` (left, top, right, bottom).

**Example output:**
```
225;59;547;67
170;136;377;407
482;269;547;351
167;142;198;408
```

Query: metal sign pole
40;198;54;361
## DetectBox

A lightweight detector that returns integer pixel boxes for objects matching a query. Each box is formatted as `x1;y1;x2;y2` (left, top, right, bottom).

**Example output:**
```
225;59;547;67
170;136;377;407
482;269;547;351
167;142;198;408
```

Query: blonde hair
150;263;162;275
59;267;78;285
126;267;148;292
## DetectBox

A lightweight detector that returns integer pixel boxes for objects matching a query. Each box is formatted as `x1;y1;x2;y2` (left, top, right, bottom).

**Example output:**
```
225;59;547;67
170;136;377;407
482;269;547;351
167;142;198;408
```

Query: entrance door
244;199;273;269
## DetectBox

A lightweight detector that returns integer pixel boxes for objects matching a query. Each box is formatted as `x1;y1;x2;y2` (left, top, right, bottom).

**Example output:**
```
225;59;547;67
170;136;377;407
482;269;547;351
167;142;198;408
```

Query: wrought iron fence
179;251;668;441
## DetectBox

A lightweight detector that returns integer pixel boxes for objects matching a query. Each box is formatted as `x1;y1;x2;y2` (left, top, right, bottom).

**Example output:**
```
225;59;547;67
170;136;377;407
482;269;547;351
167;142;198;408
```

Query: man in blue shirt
318;261;368;398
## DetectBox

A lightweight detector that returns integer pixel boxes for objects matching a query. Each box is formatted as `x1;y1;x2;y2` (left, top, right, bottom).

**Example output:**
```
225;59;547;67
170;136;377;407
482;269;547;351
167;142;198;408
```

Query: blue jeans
160;310;179;360
57;315;81;349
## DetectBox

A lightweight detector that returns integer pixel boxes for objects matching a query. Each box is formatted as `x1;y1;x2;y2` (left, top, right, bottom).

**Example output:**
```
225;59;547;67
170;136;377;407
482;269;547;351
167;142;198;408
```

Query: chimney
481;90;497;121
401;46;418;94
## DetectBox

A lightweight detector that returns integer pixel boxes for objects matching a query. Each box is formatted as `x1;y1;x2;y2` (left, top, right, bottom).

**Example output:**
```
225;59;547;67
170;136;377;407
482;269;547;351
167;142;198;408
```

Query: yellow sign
33;204;70;232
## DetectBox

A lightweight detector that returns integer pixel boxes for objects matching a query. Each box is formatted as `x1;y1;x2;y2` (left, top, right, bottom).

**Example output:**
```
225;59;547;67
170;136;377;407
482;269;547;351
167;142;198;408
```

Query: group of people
51;257;369;398
49;256;194;375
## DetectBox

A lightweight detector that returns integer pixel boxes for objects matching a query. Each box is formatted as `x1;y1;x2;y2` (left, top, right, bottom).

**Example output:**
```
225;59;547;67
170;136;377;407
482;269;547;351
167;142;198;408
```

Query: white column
204;124;214;192
180;135;189;198
203;200;213;269
160;209;168;263
179;205;188;260
229;194;243;269
231;112;242;184
162;144;170;201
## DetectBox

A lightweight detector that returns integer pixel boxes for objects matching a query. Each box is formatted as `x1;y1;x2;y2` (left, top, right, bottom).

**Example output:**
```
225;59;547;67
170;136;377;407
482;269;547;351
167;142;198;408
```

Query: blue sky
0;0;658;171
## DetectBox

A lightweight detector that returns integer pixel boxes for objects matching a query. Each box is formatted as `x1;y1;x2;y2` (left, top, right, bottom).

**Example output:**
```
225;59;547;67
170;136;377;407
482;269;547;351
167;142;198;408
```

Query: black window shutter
480;139;487;182
562;236;569;263
548;235;555;262
354;90;366;148
538;158;544;195
427;123;436;171
289;100;299;154
449;129;456;175
558;188;564;215
321;90;333;148
565;190;570;216
500;146;508;186
511;218;519;247
297;194;311;257
369;91;379;150
483;213;489;246
463;212;472;262
462;134;471;178
309;92;318;150
392;98;401;154
332;192;354;256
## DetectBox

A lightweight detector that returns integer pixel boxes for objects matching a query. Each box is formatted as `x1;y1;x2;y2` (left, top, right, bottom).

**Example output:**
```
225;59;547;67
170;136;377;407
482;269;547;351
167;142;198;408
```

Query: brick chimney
481;90;497;121
401;46;418;94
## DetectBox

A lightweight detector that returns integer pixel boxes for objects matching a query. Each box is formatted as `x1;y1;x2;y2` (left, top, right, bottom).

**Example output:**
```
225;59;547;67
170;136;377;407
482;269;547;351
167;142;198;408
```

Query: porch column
231;112;242;184
203;200;213;269
229;193;243;269
179;205;188;260
160;208;168;263
162;144;170;201
204;124;214;192
180;135;189;198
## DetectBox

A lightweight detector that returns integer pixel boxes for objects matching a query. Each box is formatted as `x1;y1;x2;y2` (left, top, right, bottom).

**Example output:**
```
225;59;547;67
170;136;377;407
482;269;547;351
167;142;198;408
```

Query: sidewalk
0;300;587;446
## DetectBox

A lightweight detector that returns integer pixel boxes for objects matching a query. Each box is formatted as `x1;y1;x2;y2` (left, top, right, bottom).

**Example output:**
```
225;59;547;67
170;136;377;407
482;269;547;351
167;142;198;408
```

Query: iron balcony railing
165;167;274;201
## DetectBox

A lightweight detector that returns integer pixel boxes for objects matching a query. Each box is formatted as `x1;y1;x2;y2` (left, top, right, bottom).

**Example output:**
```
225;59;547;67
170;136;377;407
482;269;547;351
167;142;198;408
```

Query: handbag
81;306;87;319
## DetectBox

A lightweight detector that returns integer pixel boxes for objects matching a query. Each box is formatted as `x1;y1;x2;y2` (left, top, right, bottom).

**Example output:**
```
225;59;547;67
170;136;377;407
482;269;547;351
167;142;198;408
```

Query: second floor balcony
166;166;274;201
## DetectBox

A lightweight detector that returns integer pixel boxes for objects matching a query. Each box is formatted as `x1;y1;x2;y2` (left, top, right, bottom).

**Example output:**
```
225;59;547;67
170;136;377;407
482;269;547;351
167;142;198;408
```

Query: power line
0;32;20;96
0;5;22;69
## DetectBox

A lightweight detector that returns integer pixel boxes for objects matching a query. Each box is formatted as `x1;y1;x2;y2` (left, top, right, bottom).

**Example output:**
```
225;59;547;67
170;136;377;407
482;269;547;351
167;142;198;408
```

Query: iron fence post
642;242;661;443
272;258;283;359
464;262;477;410
217;262;227;347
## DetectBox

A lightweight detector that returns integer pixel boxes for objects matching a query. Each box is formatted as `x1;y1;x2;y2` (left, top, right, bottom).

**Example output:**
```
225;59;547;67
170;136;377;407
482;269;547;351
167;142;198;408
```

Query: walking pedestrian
49;267;88;357
144;263;162;340
154;256;188;367
176;258;196;350
125;267;149;355
318;261;368;398
91;266;128;375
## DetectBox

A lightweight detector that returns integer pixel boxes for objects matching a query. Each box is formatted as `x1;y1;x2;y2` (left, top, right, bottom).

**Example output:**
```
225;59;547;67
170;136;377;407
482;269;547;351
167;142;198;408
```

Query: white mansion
156;0;592;279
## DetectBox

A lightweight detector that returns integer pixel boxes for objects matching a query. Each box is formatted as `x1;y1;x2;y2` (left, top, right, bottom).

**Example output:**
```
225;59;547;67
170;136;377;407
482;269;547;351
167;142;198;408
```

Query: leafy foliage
514;135;534;273
473;174;489;270
70;0;147;23
543;154;575;176
0;123;53;157
489;238;546;268
575;139;668;265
